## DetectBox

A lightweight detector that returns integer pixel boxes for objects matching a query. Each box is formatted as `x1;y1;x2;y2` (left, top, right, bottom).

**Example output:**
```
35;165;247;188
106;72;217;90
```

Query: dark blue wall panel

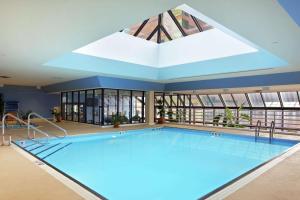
43;76;165;92
165;71;300;91
278;0;300;26
0;85;60;118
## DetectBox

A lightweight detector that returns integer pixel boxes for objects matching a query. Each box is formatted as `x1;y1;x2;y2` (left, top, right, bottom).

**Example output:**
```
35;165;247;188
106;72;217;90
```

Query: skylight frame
122;7;213;44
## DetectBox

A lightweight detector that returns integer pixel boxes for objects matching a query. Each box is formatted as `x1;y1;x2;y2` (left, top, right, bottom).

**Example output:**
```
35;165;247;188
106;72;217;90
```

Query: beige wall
145;91;155;125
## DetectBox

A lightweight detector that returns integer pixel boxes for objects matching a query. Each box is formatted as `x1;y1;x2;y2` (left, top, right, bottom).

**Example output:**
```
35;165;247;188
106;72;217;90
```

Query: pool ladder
255;120;275;143
2;112;68;146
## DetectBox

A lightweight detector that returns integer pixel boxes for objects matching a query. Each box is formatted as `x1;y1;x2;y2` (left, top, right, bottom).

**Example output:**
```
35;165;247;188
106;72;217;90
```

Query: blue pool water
16;127;297;200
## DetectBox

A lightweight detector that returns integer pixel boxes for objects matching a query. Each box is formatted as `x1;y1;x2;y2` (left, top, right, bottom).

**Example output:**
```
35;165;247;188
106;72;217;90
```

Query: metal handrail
27;112;68;139
2;113;49;145
269;121;275;143
255;120;262;141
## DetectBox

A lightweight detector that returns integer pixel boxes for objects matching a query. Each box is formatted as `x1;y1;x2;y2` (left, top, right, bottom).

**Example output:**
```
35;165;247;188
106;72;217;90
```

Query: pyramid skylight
122;7;213;44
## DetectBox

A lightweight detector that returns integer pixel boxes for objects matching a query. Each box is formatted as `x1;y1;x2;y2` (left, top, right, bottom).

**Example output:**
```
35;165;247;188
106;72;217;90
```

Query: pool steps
21;142;72;160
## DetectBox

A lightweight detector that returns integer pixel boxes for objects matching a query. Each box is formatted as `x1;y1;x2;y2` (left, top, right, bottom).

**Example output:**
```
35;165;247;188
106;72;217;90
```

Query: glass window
104;89;118;125
185;95;191;107
248;93;264;107
164;95;171;107
79;91;86;123
191;95;202;106
221;94;236;107
232;94;249;107
119;90;131;124
61;92;67;120
136;16;158;40
177;95;185;106
132;91;144;123
199;95;212;106
280;92;300;107
66;92;72;121
208;95;223;106
86;90;94;124
73;92;78;122
162;12;183;40
284;110;300;129
94;89;102;125
262;92;281;107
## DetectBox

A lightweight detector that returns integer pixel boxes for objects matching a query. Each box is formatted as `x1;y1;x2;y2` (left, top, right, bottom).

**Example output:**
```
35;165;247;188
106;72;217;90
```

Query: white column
145;91;155;125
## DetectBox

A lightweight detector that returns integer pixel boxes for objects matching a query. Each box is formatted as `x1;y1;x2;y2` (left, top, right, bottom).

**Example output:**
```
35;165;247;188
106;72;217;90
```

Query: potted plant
112;114;123;128
167;109;174;121
51;108;61;122
19;110;32;121
156;99;165;124
132;112;141;122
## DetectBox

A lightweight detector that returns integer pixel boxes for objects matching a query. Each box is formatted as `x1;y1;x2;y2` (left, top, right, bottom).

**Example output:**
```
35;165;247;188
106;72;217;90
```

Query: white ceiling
0;0;300;86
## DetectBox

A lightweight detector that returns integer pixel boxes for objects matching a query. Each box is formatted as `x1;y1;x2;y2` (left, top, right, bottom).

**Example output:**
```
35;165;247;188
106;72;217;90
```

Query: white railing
27;112;68;139
2;113;49;146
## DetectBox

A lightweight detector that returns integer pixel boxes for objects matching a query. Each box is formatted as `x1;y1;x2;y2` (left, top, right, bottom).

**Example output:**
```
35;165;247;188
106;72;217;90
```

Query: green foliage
167;109;174;119
112;114;128;125
132;114;140;121
50;108;60;116
213;105;250;128
213;114;222;126
156;99;165;117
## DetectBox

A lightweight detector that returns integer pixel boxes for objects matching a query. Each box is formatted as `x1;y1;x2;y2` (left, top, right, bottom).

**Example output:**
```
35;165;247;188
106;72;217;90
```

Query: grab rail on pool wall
255;120;262;142
27;112;68;139
1;113;49;146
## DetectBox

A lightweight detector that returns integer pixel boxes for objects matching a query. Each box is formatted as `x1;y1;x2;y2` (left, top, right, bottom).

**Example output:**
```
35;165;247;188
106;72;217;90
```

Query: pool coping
12;128;300;200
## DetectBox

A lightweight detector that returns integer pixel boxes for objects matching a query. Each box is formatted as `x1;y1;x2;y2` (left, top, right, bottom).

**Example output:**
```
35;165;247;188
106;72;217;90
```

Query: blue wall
43;76;165;93
0;85;60;118
165;71;300;91
278;0;300;26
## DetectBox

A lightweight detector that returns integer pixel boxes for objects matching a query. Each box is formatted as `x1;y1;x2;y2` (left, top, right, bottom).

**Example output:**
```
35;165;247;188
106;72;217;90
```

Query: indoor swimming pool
15;127;298;200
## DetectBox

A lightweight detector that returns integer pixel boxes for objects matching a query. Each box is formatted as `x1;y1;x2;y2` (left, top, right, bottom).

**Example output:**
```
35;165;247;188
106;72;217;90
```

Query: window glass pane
232;94;249;107
149;31;158;43
164;95;171;107
196;18;213;31
61;93;67;120
191;95;202;106
280;92;300;107
122;22;142;35
199;95;212;106
132;91;144;123
171;9;198;35
221;94;235;107
185;95;191;106
79;91;85;123
119;90;131;124
262;92;280;107
284;110;300;129
248;93;264;107
178;95;185;106
136;16;158;39
162;12;182;40
62;92;66;103
104;89;117;125
94;89;102;125
73;92;78;122
160;28;170;42
208;95;223;106
86;90;94;124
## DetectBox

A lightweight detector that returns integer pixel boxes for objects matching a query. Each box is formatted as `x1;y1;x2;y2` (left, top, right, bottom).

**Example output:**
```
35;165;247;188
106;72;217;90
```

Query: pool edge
200;142;300;200
11;141;108;200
